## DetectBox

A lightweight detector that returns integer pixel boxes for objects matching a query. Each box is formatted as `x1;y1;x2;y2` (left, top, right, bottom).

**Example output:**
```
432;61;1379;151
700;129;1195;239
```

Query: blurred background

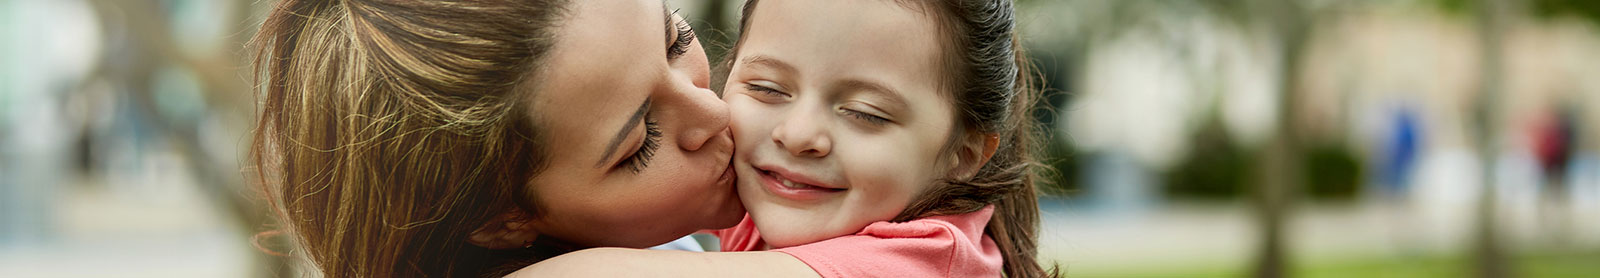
1;0;1596;277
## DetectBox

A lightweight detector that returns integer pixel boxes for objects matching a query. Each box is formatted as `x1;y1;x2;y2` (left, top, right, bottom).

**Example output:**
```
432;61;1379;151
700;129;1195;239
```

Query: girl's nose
771;107;831;158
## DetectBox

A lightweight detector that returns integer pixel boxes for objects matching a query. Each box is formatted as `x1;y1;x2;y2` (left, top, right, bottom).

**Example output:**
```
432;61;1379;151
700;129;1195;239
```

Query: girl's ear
952;132;1000;179
468;207;540;249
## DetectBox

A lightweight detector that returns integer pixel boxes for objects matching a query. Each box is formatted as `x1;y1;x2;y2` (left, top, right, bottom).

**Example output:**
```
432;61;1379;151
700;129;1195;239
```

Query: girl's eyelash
666;10;696;59
621;119;662;173
745;84;786;97
842;109;891;125
745;82;885;124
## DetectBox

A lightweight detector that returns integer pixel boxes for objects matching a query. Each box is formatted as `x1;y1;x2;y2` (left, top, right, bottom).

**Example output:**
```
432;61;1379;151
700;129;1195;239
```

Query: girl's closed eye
744;82;790;102
839;106;891;125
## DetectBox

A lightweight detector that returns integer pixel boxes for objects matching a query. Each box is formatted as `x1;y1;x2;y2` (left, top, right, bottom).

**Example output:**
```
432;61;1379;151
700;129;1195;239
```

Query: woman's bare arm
508;247;820;277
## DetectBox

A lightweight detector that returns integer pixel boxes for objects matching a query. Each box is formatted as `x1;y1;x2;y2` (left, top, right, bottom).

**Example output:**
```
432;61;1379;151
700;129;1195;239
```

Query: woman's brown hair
248;0;569;276
723;0;1053;277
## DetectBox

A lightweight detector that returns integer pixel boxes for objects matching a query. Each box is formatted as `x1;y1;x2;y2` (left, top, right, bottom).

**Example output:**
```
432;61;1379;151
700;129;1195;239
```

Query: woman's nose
662;84;729;152
771;107;831;158
661;36;723;152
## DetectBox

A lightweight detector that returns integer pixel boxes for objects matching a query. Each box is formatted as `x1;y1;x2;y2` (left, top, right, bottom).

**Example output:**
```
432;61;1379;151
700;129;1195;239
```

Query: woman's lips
717;162;735;187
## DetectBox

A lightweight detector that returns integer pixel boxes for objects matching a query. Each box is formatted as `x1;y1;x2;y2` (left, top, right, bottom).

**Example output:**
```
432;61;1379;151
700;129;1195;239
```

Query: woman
248;0;741;276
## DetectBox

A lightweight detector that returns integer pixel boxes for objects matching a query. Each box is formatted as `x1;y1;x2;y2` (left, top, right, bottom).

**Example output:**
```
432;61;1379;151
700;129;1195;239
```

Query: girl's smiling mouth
755;165;845;201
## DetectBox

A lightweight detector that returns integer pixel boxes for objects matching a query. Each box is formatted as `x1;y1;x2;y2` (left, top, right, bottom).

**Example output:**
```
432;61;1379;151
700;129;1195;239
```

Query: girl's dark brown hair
247;0;569;276
723;0;1052;277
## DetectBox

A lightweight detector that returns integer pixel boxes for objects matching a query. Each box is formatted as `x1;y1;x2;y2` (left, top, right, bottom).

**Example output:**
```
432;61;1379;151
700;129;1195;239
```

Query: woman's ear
468;207;540;249
952;133;1000;179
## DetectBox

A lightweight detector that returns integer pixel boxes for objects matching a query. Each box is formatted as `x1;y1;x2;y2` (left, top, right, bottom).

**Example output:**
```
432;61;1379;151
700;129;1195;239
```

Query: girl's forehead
739;0;948;96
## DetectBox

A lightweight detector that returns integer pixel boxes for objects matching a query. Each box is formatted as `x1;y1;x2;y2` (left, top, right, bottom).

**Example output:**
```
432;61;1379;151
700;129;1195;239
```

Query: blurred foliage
1301;142;1363;201
1436;0;1600;24
1041;133;1084;197
1161;118;1365;201
1031;50;1078;197
1164;118;1257;200
1530;0;1600;23
1434;0;1473;14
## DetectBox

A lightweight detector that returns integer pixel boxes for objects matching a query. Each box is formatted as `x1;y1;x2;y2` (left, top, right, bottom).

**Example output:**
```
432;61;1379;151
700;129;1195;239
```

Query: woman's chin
708;201;747;229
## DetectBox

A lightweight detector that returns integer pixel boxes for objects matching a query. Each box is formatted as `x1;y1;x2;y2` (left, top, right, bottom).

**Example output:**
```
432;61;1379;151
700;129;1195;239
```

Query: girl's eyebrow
837;79;908;111
740;55;798;76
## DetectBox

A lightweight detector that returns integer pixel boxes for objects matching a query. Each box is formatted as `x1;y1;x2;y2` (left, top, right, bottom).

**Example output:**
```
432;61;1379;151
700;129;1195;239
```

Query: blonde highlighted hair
248;0;569;276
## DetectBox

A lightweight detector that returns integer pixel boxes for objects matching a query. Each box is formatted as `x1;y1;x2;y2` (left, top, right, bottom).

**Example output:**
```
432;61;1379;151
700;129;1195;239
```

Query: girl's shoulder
773;206;1002;278
712;213;766;252
859;205;996;240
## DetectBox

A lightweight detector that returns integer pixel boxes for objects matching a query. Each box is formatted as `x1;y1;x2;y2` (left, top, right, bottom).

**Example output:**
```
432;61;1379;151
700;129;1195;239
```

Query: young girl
519;0;1049;276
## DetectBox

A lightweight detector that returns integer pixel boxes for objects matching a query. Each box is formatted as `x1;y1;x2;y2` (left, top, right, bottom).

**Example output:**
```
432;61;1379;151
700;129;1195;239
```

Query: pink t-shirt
715;206;1002;278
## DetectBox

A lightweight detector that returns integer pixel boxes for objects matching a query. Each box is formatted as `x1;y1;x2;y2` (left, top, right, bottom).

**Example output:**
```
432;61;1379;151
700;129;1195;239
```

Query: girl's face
521;0;743;248
725;0;959;247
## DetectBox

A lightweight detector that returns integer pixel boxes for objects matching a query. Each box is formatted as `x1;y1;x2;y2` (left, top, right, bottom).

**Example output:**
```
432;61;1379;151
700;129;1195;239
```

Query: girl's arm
508;247;820;277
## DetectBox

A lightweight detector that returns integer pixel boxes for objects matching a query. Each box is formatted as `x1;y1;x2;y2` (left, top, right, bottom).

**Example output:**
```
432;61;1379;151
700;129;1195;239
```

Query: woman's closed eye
666;9;696;60
620;119;662;173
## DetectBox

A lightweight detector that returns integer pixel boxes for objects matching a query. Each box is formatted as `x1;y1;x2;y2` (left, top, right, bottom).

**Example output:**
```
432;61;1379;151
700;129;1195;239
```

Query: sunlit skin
512;0;989;276
517;0;744;249
724;0;964;248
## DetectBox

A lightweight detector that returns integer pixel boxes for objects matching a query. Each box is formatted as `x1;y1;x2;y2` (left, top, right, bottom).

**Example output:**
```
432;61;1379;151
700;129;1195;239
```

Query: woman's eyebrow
661;1;674;46
595;97;653;168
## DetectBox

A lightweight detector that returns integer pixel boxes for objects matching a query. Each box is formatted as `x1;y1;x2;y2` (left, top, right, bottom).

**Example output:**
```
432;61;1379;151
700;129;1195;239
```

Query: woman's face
520;0;743;248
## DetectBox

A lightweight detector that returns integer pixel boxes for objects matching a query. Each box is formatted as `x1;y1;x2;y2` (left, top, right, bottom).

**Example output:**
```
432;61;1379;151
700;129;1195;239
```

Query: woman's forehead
529;0;667;120
521;0;673;165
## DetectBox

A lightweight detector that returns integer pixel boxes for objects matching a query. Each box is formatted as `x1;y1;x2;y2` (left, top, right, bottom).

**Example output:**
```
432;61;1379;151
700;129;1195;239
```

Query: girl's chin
749;210;850;248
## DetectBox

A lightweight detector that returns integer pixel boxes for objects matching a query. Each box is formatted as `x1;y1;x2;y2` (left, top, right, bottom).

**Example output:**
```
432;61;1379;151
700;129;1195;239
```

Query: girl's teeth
778;176;805;189
769;170;837;190
773;173;816;189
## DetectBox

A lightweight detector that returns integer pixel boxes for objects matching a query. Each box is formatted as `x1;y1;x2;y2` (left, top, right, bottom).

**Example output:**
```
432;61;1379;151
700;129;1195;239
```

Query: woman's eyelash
622;119;662;173
666;10;696;59
843;109;890;125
